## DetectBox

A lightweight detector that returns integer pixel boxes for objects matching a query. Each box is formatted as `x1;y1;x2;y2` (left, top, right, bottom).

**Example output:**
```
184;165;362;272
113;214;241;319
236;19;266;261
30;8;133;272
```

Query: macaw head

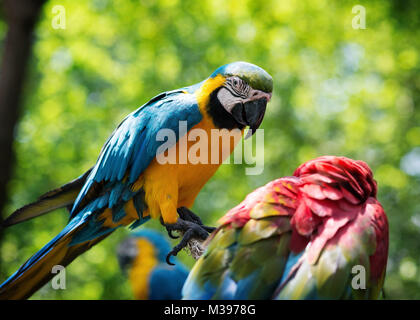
117;229;171;273
117;229;189;300
203;61;273;139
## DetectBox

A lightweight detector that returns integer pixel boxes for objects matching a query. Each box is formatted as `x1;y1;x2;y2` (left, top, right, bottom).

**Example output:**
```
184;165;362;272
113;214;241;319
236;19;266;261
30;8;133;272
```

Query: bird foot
177;207;216;234
162;207;216;265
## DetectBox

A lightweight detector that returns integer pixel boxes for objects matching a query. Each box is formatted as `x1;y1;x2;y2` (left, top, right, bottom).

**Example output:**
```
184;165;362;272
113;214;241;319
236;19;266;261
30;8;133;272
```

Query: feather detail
2;169;91;227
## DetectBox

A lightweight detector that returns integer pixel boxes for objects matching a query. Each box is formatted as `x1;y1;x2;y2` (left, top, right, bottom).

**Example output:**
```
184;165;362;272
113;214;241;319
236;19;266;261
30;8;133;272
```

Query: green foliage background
0;0;419;299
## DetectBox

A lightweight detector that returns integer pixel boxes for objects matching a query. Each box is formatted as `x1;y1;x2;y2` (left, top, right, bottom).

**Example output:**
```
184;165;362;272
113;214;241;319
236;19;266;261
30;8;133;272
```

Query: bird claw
202;226;216;233
177;207;216;233
164;212;214;265
167;229;179;239
160;217;180;239
177;207;204;224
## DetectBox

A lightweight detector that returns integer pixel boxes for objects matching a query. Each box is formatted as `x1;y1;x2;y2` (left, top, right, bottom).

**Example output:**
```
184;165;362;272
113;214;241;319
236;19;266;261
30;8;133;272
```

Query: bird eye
231;77;242;88
227;77;247;95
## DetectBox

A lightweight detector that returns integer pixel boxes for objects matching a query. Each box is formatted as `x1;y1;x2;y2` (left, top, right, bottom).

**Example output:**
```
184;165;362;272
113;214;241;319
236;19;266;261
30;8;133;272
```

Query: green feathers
184;213;292;299
212;61;273;93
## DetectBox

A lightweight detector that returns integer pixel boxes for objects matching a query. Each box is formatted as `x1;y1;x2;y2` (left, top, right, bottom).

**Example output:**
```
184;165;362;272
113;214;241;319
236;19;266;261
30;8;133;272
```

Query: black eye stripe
225;77;249;98
224;86;248;99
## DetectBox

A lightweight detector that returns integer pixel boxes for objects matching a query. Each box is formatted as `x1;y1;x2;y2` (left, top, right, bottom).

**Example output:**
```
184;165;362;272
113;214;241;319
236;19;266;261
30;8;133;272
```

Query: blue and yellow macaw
117;229;189;300
0;61;272;299
182;156;389;300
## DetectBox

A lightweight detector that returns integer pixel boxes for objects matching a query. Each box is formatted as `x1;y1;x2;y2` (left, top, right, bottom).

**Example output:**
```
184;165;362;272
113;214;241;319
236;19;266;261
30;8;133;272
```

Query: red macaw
182;156;389;299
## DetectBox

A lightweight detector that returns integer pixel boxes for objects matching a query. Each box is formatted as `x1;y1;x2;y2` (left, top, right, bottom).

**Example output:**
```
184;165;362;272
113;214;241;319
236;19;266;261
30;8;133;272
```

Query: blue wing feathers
0;215;86;289
71;90;201;242
279;251;303;285
0;89;202;297
71;90;201;219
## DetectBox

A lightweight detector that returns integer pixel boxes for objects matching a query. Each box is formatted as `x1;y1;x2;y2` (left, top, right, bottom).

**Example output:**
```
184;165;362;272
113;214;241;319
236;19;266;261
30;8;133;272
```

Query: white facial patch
217;86;272;115
216;87;243;113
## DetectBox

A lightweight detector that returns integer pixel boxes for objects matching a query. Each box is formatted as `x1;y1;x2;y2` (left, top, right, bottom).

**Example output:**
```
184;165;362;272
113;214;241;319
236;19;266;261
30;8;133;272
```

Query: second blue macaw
117;229;189;300
0;61;272;299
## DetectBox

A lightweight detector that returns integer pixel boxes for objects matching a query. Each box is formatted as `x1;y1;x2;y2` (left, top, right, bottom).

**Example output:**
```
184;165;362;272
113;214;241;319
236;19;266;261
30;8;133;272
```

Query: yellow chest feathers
133;75;244;223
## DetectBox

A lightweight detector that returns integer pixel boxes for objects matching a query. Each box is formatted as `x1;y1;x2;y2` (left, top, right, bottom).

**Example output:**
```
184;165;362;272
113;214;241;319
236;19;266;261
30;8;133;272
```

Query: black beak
231;98;268;139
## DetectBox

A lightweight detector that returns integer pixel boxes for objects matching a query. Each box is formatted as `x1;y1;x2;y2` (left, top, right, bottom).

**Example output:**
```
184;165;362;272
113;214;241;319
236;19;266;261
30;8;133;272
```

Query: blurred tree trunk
0;0;46;272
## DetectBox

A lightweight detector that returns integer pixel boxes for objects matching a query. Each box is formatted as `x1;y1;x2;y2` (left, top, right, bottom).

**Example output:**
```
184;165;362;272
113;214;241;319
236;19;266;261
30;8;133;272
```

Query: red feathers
294;156;377;202
218;156;388;282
